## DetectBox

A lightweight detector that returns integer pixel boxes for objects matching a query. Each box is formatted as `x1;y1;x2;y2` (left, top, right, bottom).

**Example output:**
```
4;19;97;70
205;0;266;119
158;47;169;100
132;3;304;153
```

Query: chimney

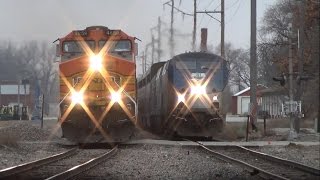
200;28;208;52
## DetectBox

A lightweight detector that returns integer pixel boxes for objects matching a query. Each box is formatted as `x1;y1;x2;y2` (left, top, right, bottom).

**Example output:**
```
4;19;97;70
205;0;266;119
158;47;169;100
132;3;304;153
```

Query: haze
0;0;276;53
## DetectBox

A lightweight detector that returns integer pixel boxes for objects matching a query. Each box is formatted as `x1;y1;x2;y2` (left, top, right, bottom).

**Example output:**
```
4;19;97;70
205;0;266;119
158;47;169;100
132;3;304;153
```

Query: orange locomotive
56;26;137;143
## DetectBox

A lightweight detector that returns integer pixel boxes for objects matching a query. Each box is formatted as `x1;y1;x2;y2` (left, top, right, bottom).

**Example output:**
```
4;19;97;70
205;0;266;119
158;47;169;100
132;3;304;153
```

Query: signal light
273;76;285;86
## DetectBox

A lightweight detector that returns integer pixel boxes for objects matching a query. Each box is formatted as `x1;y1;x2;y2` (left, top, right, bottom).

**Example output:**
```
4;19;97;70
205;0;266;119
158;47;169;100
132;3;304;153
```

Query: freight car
138;52;229;138
56;26;138;143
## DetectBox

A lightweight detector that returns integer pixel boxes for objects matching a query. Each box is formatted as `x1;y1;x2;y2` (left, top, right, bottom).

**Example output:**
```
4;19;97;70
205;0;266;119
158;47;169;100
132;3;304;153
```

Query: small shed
231;85;266;115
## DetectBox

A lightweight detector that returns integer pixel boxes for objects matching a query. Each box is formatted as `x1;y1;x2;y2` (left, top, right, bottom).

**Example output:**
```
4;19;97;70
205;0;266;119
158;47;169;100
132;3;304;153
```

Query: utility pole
170;0;174;57
140;51;145;74
17;80;21;120
192;0;197;51
250;0;258;130
295;0;305;133
157;16;162;61
144;43;151;72
151;35;155;65
288;22;297;139
193;1;224;56
221;0;225;58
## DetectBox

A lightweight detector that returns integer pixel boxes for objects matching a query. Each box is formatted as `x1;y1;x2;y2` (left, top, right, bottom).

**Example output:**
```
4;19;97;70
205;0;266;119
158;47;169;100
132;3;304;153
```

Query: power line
226;0;242;24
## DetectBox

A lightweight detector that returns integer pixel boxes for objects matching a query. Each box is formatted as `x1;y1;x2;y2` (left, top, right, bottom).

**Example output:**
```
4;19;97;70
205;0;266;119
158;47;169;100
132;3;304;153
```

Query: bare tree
0;40;58;115
215;43;250;92
259;0;319;119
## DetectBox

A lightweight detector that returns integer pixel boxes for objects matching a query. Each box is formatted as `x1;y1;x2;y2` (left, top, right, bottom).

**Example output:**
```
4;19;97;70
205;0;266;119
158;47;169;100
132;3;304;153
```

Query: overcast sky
0;0;276;69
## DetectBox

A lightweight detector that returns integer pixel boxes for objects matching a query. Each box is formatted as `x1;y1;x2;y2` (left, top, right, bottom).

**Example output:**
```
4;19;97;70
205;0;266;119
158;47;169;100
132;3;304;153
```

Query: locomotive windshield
175;60;219;70
174;58;229;92
62;41;95;53
99;40;132;60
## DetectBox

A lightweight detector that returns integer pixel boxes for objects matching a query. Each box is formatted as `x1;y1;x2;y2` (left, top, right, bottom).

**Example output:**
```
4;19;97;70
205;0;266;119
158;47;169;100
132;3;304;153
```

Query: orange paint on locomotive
57;26;137;117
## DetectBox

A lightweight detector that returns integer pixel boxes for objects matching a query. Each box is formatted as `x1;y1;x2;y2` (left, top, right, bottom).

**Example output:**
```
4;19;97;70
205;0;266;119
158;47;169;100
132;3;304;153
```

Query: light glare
213;95;218;101
111;92;121;103
178;94;185;103
90;55;102;71
191;85;206;95
71;92;83;104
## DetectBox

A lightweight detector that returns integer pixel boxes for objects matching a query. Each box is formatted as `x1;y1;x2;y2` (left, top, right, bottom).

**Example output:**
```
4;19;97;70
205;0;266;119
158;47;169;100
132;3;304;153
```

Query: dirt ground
217;118;320;141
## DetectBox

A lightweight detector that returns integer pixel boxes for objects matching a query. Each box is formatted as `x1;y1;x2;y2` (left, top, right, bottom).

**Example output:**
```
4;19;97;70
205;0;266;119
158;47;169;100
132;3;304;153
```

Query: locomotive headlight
90;55;102;71
71;92;83;104
212;95;218;102
178;94;185;103
111;91;121;103
191;85;206;95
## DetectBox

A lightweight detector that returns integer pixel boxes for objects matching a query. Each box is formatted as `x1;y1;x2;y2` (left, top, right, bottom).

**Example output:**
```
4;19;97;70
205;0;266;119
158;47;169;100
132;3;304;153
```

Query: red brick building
231;84;266;115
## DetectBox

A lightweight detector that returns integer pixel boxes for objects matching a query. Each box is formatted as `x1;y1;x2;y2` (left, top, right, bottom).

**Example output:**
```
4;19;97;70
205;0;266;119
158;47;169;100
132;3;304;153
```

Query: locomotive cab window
99;40;133;61
62;41;95;53
175;61;196;70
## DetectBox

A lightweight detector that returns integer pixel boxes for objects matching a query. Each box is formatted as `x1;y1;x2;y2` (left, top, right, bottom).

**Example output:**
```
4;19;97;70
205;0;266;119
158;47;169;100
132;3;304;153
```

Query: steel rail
185;139;289;180
46;145;118;180
0;148;77;179
235;145;320;176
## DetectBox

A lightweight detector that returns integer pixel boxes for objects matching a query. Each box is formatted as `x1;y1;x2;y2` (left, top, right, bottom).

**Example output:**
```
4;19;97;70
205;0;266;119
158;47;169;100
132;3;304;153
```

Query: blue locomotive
138;52;229;137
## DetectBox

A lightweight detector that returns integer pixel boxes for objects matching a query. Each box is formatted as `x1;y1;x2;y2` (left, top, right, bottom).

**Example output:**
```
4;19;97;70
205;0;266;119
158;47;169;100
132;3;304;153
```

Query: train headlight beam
71;92;83;104
213;95;218;101
178;94;185;103
90;55;102;71
111;91;121;103
191;85;206;95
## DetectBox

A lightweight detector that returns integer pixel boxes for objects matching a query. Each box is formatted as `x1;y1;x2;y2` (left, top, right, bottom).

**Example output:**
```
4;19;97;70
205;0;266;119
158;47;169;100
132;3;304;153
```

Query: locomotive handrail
111;76;138;122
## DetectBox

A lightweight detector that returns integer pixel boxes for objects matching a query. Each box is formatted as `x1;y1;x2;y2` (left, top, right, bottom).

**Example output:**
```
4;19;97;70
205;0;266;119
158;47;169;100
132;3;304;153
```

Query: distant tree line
0;41;59;115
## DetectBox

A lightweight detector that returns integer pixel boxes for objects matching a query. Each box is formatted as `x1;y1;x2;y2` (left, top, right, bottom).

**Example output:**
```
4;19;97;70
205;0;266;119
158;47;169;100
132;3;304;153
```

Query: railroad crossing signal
282;101;301;115
273;75;286;86
273;74;312;86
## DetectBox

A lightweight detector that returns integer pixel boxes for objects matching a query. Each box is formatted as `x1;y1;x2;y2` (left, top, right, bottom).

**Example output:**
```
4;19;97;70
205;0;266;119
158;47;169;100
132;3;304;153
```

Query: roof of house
259;85;287;95
233;84;267;96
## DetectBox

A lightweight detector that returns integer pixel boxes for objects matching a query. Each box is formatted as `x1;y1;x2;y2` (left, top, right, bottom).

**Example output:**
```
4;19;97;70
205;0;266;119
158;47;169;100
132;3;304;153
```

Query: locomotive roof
171;52;225;62
138;61;166;82
59;25;133;40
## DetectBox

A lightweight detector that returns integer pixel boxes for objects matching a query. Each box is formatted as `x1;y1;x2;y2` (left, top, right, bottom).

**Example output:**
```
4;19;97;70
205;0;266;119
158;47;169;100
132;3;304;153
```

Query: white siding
237;96;250;115
0;85;30;95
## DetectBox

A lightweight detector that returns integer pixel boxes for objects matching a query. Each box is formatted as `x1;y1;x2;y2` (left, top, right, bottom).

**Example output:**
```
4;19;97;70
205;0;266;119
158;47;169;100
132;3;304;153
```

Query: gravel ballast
83;144;259;180
0;143;68;170
0;120;319;179
251;144;320;169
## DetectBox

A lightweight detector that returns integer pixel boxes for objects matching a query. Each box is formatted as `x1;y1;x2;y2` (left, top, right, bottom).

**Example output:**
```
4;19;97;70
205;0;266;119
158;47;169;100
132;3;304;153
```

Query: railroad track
0;145;117;179
188;140;320;180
